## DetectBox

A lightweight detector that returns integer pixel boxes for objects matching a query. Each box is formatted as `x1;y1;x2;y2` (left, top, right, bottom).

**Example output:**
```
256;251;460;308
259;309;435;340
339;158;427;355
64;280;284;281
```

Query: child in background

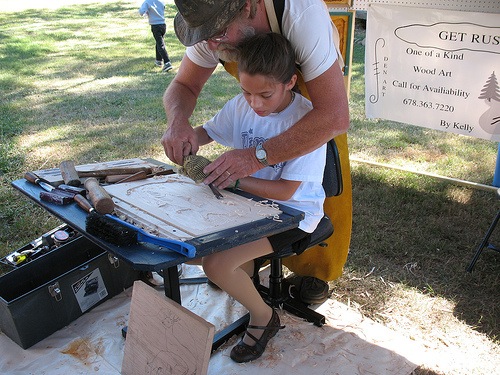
193;33;326;363
139;0;172;72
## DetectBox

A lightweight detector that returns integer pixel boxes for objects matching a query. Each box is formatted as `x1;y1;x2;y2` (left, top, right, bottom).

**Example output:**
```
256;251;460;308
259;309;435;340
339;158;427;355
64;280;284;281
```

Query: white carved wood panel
104;174;282;239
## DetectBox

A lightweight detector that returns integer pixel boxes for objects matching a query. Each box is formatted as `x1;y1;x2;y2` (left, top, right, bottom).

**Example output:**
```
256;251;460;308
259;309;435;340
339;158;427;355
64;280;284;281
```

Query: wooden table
11;161;304;349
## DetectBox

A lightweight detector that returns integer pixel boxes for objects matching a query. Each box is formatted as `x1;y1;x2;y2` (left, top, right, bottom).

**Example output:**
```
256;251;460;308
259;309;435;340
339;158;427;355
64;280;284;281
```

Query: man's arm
161;54;215;165
204;60;349;188
266;60;349;164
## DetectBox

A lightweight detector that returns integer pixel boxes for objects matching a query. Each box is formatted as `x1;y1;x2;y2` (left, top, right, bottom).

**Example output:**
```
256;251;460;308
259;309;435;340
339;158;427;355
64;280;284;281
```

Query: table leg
467;209;500;272
162;266;181;303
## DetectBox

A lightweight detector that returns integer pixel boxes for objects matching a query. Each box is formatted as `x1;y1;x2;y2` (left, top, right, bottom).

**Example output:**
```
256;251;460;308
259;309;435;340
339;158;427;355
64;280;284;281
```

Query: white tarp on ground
0;265;426;374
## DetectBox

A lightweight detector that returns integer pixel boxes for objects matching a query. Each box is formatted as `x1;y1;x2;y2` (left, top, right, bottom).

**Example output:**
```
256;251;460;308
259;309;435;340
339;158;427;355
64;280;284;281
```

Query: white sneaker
162;61;173;72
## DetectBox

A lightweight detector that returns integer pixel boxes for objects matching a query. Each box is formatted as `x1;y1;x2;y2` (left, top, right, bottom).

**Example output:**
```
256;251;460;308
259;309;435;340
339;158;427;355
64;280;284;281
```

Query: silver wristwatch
255;142;269;166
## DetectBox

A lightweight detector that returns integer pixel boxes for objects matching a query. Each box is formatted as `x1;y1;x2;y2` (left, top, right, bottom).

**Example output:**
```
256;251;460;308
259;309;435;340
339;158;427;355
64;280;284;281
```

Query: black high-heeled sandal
230;309;285;363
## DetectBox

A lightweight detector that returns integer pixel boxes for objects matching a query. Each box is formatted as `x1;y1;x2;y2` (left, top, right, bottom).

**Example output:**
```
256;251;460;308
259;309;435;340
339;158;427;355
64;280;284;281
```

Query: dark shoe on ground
162;61;172;72
299;276;329;305
230;309;284;363
155;60;162;67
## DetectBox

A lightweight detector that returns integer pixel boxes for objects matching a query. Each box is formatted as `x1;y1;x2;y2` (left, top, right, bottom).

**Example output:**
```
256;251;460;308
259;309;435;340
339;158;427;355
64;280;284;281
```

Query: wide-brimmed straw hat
174;0;247;46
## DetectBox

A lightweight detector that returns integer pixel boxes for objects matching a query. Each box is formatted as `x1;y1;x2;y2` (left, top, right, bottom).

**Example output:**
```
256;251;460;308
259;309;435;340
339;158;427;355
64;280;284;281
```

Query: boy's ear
286;74;298;90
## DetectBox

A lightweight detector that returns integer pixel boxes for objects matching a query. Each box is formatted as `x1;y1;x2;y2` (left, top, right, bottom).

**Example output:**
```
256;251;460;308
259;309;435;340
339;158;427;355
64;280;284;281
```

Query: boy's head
236;33;298;117
237;32;296;85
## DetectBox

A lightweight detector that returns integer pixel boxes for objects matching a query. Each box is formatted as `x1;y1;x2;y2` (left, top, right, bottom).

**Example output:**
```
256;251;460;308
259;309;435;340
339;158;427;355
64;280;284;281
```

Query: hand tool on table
83;177;115;214
78;166;154;179
103;168;175;184
104;170;149;184
59;160;81;187
179;155;223;199
24;172;84;205
72;193;196;258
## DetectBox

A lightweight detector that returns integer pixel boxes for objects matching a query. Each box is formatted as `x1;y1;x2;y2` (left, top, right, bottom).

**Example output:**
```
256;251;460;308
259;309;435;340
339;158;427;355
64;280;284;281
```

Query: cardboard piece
122;281;214;375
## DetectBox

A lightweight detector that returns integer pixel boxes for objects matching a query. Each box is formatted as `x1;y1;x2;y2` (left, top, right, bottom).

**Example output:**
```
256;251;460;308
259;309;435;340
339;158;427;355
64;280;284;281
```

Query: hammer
60;160;81;187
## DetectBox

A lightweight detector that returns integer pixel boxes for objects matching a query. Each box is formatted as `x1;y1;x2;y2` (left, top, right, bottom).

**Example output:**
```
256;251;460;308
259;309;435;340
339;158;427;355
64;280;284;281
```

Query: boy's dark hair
237;32;296;84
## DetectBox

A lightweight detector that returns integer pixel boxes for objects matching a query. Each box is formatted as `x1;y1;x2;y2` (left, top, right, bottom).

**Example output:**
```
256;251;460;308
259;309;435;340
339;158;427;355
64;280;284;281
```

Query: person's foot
230;309;284;363
155;60;162;67
162;61;173;72
299;276;330;305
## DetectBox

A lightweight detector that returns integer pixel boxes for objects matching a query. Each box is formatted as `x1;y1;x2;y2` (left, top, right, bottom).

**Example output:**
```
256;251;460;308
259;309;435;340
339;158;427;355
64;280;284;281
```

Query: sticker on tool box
71;268;108;313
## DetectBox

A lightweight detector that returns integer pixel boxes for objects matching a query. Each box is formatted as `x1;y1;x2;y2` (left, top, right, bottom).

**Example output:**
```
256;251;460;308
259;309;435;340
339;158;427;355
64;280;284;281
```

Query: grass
0;2;499;374
0;0;238;250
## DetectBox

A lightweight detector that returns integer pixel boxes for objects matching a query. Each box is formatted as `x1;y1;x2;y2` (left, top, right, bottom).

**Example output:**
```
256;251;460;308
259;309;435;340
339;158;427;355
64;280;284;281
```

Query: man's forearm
163;80;197;127
163;55;215;128
263;60;350;165
162;79;203;163
264;108;349;165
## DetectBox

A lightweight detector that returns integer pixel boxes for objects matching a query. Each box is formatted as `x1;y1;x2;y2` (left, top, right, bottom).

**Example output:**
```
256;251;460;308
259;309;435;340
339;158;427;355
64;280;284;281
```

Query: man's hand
203;148;262;189
161;124;199;166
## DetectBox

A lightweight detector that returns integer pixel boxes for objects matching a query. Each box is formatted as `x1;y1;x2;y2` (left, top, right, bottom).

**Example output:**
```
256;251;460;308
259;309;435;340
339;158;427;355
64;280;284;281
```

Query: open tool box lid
0;229;141;349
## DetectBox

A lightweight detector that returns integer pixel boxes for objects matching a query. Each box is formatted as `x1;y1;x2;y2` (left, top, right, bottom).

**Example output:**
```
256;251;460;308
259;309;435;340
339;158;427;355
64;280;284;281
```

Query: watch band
256;142;269;166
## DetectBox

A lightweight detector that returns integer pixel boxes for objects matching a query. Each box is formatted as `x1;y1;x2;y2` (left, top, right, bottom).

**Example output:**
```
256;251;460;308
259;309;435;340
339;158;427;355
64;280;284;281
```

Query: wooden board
122;281;214;375
112;197;193;241
33;158;156;185
104;174;282;239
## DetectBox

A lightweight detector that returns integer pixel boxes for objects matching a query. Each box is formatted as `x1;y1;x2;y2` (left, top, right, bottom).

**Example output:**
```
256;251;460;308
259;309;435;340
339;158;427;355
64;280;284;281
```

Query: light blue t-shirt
139;0;166;25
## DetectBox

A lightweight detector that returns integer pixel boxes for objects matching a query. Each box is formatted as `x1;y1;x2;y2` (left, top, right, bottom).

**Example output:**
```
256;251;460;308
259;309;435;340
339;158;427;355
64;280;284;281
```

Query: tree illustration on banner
479;71;500;134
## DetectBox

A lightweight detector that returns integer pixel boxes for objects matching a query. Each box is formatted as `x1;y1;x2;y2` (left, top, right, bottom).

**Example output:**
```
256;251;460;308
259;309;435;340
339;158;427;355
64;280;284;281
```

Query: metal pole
350;157;498;192
493;144;500;187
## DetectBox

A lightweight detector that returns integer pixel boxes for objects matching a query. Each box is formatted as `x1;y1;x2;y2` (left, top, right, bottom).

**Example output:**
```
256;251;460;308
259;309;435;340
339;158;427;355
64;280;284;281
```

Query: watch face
256;149;266;159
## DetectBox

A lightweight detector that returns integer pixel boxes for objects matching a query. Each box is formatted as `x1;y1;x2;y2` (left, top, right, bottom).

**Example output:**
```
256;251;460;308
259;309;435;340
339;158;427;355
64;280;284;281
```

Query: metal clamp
48;282;62;302
108;253;120;268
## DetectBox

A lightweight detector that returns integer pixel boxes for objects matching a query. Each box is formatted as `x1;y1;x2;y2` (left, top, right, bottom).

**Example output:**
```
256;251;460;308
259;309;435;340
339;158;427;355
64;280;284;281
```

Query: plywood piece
104;174;282;238
122;281;214;375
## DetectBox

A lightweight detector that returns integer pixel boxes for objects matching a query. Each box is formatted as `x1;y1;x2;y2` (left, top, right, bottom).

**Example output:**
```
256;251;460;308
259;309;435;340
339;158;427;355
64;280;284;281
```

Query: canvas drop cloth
0;265;426;374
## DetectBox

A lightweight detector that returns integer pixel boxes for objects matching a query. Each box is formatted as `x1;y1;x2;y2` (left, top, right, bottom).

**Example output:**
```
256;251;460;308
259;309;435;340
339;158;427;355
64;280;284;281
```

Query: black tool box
0;225;141;349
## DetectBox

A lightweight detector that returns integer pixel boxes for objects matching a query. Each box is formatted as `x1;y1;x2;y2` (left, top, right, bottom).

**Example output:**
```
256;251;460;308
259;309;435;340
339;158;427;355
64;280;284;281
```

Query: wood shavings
271;214;283;222
255;200;281;210
256;200;283;221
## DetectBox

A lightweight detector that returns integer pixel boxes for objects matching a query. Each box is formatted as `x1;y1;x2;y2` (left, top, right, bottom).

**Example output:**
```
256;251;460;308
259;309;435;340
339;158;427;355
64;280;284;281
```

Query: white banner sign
365;5;500;141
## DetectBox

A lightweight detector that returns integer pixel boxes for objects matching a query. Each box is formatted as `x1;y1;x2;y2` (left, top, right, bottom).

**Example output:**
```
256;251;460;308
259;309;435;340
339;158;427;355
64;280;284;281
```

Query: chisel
24;172;56;192
24;172;75;205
